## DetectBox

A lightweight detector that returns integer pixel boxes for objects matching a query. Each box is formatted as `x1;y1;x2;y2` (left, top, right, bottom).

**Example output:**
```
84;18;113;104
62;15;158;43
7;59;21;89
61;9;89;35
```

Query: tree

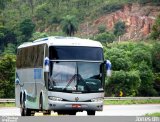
0;26;16;53
61;15;78;36
28;0;34;14
132;48;152;67
105;70;141;96
104;42;159;97
125;71;141;96
151;14;160;40
0;54;16;98
0;0;11;10
35;3;50;20
153;73;160;96
104;47;130;71
95;32;115;43
152;42;160;72
31;32;49;41
3;43;16;55
19;19;35;38
114;21;126;37
0;0;12;25
138;62;158;96
138;0;150;5
98;24;106;33
105;70;126;96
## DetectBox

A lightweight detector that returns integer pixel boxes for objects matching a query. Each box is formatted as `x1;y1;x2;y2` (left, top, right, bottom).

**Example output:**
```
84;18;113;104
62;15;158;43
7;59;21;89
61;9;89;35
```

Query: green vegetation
104;42;160;97
104;99;160;105
0;54;16;98
0;0;160;98
98;24;106;34
61;15;78;36
95;32;115;43
1;42;159;98
145;112;160;117
0;103;15;107
94;16;126;43
151;14;160;40
0;0;159;53
113;21;126;37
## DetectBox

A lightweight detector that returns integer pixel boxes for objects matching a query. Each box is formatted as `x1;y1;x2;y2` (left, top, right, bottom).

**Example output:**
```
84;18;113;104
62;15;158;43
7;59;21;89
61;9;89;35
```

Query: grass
145;112;160;117
0;103;15;107
0;99;159;107
104;99;160;105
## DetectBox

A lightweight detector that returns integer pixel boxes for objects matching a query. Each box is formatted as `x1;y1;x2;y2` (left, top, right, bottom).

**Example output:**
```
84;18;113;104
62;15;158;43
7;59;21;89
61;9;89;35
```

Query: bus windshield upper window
49;46;103;61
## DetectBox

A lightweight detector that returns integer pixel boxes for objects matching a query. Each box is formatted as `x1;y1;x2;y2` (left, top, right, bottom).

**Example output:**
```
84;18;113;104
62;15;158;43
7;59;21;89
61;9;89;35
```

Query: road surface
0;104;160;116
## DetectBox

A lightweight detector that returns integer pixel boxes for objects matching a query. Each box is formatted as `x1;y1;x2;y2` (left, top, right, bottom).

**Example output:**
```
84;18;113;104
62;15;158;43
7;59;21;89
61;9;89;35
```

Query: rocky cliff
79;3;160;41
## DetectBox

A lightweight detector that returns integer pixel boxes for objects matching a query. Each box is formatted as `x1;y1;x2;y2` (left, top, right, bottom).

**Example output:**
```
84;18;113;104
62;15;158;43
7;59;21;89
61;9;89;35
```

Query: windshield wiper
63;74;77;91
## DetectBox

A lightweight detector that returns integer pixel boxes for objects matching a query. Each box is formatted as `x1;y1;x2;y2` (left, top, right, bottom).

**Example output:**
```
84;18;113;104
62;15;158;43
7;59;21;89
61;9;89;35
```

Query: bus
15;36;107;116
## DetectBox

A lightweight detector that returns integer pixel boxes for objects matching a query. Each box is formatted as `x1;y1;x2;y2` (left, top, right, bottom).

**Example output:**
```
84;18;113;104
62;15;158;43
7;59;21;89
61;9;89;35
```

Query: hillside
0;0;160;54
79;3;160;41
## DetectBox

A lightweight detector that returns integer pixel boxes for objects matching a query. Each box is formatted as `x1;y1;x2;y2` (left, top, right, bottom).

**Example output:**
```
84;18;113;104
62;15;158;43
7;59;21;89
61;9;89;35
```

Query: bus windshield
49;62;103;93
49;46;103;61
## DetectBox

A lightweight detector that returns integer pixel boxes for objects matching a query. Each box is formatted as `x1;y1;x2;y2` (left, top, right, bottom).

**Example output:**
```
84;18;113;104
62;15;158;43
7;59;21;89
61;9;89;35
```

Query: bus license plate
72;104;81;108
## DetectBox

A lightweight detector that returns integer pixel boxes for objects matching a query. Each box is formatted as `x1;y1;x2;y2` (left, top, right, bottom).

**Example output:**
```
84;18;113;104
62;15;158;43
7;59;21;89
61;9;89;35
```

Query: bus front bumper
47;100;103;111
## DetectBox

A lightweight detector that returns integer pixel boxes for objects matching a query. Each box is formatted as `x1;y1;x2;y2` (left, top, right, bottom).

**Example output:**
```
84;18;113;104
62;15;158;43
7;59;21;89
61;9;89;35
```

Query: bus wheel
23;97;31;116
20;94;25;116
39;95;43;111
24;108;31;116
20;103;25;116
87;111;95;115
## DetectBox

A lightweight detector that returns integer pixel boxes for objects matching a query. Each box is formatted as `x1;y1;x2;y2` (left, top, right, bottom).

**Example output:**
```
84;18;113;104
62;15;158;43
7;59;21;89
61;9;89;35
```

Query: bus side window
34;46;38;67
30;47;34;67
21;48;26;68
34;45;44;68
39;45;44;67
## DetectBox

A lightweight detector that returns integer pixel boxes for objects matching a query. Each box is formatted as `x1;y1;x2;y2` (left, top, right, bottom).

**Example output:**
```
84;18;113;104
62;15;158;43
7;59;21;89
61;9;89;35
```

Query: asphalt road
0;104;160;116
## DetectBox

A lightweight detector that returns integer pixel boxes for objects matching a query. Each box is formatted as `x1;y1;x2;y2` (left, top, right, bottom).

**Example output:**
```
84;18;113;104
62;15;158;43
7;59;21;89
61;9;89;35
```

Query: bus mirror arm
15;79;20;86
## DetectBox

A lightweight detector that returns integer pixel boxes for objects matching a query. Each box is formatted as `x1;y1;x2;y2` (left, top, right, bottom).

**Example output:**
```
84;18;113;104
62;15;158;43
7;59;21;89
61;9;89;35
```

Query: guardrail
0;97;160;103
0;99;15;103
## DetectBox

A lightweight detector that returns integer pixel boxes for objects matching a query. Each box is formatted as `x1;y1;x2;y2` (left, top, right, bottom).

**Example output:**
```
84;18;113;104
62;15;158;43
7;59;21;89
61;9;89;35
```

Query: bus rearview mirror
105;60;111;77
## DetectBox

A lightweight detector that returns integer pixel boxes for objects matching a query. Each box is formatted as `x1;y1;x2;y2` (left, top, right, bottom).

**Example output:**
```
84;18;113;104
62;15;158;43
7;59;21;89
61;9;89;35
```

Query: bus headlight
91;98;104;102
48;96;63;101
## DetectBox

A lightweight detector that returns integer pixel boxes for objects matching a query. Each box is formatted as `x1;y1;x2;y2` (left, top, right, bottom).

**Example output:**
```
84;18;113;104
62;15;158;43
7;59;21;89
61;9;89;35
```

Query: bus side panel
15;69;21;107
16;68;39;109
34;68;48;110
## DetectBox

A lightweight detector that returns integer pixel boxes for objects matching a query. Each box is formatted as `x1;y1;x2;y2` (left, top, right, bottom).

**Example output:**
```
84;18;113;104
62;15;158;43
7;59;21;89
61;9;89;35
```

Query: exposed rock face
79;3;160;41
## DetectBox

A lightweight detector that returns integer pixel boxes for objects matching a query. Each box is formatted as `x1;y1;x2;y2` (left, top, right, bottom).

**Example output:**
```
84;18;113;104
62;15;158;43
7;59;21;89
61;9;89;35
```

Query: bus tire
24;108;31;116
30;110;35;116
39;94;43;111
20;94;24;116
20;104;25;116
87;111;95;115
22;94;31;116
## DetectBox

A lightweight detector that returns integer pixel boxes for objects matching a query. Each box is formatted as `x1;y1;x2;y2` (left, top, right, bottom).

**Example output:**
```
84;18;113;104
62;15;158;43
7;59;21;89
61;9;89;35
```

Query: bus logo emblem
75;97;79;102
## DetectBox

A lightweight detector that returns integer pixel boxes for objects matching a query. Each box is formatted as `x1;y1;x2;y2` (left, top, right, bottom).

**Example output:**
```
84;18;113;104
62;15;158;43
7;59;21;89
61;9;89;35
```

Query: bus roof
18;36;103;49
